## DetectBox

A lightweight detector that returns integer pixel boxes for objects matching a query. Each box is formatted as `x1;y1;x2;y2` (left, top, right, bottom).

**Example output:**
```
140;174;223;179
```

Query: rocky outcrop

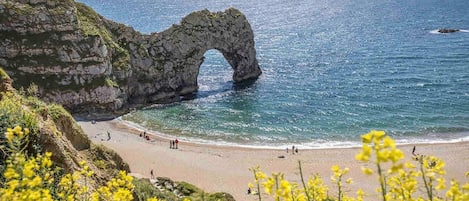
438;29;460;33
0;0;261;117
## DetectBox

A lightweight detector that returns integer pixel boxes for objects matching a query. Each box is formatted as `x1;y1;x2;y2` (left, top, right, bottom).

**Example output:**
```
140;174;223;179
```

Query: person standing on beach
107;131;111;141
170;140;173;149
175;138;179;149
150;169;154;179
292;145;295;155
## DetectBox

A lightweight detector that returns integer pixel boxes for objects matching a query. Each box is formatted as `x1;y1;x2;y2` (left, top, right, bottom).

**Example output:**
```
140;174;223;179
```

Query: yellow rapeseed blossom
307;174;329;200
262;177;275;195
361;167;374;175
1;126;137;201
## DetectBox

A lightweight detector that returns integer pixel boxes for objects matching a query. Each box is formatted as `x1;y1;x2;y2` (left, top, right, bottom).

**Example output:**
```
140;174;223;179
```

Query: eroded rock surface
0;0;261;117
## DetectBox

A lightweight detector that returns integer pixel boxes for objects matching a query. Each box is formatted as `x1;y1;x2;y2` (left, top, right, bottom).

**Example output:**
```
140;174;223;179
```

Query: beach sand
78;119;469;200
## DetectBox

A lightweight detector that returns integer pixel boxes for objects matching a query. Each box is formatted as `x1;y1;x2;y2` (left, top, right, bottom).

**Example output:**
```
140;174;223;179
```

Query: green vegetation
175;181;235;201
12;73;115;95
133;178;177;201
0;68;10;80
88;144;130;175
75;2;130;70
105;77;119;88
1;1;36;16
0;92;39;140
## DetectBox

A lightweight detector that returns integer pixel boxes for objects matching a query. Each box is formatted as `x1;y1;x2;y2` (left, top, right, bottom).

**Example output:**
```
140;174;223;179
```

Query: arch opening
181;49;233;100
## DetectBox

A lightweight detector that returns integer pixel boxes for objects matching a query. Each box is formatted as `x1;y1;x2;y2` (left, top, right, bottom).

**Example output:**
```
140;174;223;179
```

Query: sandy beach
78;119;469;201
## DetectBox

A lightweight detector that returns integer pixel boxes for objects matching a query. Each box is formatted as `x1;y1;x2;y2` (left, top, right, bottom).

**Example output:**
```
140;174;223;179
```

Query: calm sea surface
79;0;469;148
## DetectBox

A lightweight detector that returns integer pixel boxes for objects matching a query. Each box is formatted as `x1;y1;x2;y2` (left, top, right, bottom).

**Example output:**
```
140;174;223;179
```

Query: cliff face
0;0;261;117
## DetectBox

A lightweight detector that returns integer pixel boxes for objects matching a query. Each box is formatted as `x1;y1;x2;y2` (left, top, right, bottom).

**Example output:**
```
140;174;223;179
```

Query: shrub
133;178;177;201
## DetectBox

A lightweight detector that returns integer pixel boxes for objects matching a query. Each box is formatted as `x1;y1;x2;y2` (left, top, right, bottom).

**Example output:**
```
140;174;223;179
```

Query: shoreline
117;116;469;150
78;118;469;201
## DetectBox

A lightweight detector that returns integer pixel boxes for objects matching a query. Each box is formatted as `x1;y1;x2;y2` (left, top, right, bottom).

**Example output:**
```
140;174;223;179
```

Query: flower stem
252;170;262;201
420;160;433;201
298;161;312;201
377;161;387;201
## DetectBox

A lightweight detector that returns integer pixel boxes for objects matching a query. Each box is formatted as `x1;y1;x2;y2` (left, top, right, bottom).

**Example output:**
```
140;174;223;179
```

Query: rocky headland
0;0;261;118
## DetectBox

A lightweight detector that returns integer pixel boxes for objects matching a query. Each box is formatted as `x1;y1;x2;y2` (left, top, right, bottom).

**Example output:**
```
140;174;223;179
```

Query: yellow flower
343;167;350;175
23;163;35;178
346;178;353;184
79;160;87;167
388;163;403;174
436;178;446;190
256;171;266;180
462;183;469;191
371;130;385;140
87;171;94;177
361;167;373;175
331;165;340;173
5;129;14;142
356;189;366;200
383;136;395;148
41;156;52;168
361;132;373;143
279;180;292;197
4;167;19;179
377;149;390;162
405;162;415;169
355;152;369;162
28;176;42;188
262;177;275;195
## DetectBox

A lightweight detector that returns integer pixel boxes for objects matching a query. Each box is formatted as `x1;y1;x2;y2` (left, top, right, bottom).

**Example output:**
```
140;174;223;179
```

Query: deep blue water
79;0;469;148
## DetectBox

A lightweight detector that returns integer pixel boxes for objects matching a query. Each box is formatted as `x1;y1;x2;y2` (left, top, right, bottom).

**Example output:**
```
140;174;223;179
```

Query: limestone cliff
0;0;261;117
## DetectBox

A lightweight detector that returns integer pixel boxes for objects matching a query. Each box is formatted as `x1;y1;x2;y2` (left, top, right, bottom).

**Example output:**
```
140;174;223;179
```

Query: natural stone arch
146;8;262;96
0;1;261;115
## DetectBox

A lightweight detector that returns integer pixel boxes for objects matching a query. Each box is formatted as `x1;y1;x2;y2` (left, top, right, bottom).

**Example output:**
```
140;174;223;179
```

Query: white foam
118;116;469;150
429;29;441;34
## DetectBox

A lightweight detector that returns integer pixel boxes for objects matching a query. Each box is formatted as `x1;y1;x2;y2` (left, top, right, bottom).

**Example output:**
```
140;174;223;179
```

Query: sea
78;0;469;148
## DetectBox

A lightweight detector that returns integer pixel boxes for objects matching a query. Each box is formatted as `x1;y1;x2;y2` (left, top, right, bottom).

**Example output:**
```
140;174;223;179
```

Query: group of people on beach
140;131;151;141
286;145;299;154
138;131;180;149
170;139;179;149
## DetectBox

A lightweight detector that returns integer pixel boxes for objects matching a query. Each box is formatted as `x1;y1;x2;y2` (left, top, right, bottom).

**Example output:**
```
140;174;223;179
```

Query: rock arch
143;8;261;97
0;1;261;116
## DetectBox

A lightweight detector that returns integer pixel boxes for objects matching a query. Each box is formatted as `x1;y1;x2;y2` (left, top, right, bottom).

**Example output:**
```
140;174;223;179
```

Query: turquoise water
79;0;469;148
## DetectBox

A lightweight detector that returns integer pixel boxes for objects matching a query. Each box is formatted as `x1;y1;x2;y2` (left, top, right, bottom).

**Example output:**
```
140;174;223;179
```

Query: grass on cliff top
0;68;10;80
75;2;130;70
